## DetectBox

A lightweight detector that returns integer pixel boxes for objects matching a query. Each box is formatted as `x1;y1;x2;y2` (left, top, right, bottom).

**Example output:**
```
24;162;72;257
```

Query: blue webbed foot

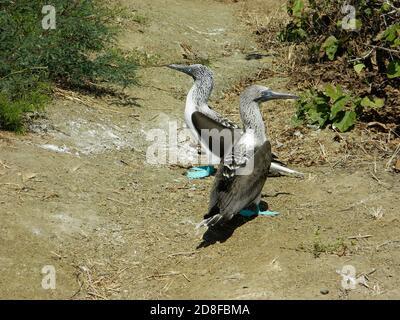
186;166;215;179
239;204;280;217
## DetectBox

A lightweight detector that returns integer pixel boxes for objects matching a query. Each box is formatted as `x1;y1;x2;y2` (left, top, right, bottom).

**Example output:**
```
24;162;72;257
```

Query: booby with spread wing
167;64;302;179
198;85;292;228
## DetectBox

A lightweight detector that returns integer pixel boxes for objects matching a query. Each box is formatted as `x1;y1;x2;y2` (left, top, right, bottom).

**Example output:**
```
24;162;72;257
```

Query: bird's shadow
196;201;269;249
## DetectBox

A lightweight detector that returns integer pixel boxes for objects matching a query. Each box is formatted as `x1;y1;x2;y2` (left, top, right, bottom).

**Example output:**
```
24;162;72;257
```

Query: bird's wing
208;133;257;212
222;142;251;178
191;111;241;159
204;141;272;227
203;106;240;130
221;131;259;178
207;140;246;216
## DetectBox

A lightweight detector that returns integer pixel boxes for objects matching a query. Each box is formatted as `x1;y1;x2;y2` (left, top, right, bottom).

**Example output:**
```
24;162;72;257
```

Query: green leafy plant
321;35;339;61
0;71;50;132
279;1;399;67
278;0;308;42
277;0;399;130
0;0;139;131
377;23;400;48
360;96;385;109
387;60;400;79
312;236;348;258
353;63;366;74
293;84;385;132
298;228;350;258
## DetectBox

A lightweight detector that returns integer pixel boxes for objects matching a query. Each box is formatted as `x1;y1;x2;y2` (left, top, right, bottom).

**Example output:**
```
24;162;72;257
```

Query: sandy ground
0;0;399;299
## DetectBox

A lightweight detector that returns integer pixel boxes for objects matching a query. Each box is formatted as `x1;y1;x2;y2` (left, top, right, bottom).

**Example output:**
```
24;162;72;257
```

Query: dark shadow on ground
196;200;270;249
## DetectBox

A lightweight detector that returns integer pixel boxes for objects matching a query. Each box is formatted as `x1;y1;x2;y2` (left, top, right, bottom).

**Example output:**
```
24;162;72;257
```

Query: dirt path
1;0;399;300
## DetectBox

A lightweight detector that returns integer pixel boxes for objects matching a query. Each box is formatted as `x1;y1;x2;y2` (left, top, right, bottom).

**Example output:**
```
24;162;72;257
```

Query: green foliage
377;23;400;47
360;96;385;109
353;63;366;74
291;0;305;18
312;236;348;258
321;36;339;61
387;60;400;79
280;1;399;67
280;0;399;131
298;228;351;258
0;0;138;131
0;70;50;132
278;0;308;42
293;85;385;132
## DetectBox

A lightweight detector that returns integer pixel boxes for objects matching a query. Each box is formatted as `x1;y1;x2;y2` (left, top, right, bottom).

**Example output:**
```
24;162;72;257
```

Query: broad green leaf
387;60;400;79
310;112;328;127
324;84;340;101
292;0;304;18
324;84;337;100
381;3;391;12
314;95;329;106
324;84;343;101
291;114;304;127
330;95;351;120
378;24;400;44
321;36;339;60
354;63;365;74
334;111;357;132
361;97;385;109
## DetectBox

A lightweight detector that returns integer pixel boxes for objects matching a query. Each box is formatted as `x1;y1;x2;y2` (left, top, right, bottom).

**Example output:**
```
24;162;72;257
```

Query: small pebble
320;288;329;295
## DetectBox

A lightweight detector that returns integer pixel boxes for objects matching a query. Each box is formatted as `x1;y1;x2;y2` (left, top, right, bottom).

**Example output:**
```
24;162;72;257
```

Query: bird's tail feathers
270;162;304;177
196;214;223;229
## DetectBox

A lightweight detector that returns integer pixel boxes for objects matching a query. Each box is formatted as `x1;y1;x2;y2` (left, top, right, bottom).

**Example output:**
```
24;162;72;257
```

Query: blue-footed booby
167;63;302;179
198;85;283;228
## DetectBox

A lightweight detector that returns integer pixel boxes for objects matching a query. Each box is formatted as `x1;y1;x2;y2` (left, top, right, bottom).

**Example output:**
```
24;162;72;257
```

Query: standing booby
167;63;302;179
198;85;287;228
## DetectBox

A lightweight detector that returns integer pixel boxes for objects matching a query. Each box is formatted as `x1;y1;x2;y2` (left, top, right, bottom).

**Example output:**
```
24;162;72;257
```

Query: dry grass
71;260;129;300
368;206;385;220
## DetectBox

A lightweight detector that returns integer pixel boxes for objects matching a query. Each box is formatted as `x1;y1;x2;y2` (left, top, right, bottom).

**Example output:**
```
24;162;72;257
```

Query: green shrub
0;69;51;132
293;85;385;132
279;0;399;131
0;0;138;131
279;0;399;66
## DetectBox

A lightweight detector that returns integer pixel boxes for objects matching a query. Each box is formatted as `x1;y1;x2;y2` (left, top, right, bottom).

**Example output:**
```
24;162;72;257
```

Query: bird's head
242;85;299;103
166;64;213;81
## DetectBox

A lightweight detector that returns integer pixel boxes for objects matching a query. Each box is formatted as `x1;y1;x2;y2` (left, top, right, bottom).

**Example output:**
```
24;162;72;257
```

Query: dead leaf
394;159;400;172
43;193;59;200
70;165;81;173
22;173;37;182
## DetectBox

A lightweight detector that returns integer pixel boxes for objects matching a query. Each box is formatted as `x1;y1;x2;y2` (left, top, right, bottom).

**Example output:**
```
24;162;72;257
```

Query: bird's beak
260;90;299;102
166;64;193;76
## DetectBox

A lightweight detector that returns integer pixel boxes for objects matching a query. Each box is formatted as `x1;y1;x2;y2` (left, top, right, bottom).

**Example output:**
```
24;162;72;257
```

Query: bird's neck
188;77;213;107
241;101;267;145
